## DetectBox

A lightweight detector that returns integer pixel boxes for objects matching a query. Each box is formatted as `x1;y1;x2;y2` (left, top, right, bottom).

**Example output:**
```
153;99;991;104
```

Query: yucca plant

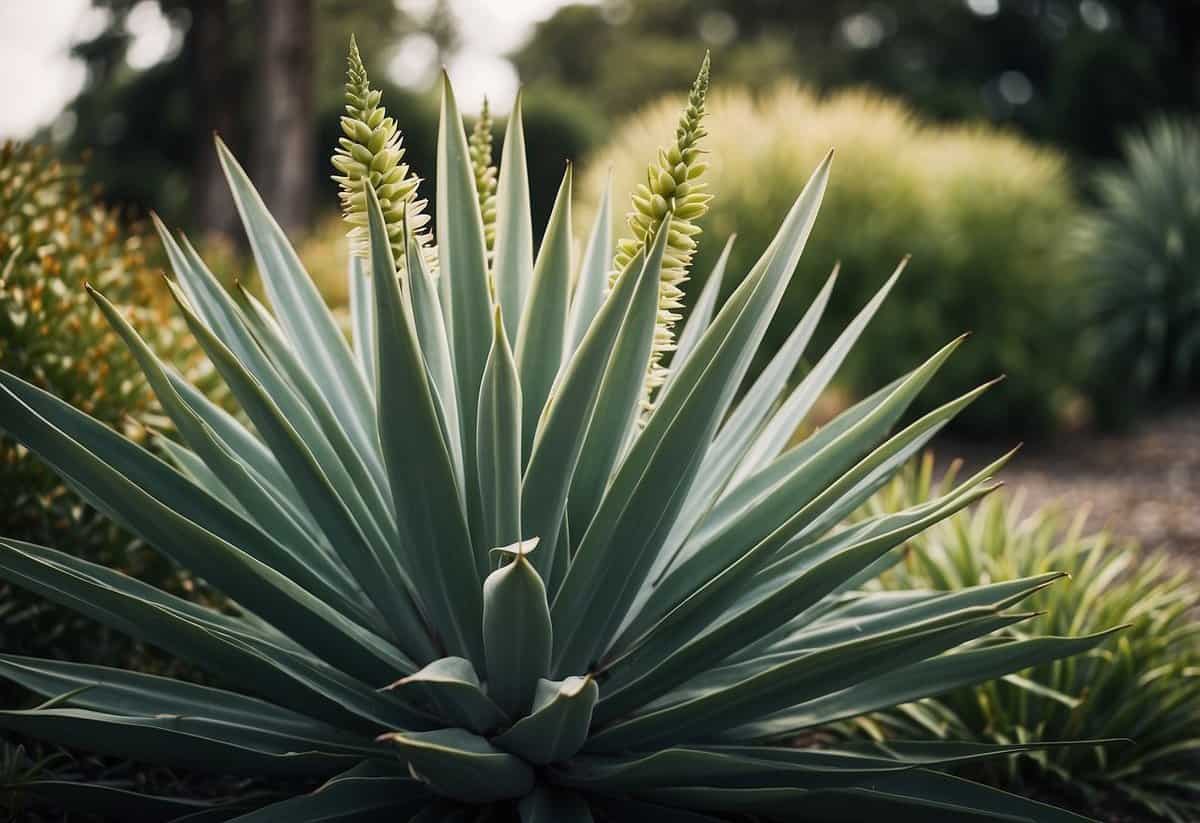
1078;117;1200;424
0;46;1115;821
863;456;1200;821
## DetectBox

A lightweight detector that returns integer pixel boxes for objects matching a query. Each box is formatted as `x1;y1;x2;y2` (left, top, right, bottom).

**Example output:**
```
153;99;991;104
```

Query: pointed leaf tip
490;537;540;558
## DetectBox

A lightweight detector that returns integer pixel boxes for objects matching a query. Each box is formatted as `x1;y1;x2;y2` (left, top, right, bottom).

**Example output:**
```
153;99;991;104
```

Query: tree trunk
256;0;315;237
189;0;239;241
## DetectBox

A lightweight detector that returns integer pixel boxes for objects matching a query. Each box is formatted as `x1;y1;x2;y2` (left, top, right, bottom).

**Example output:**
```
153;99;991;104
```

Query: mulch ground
943;403;1200;564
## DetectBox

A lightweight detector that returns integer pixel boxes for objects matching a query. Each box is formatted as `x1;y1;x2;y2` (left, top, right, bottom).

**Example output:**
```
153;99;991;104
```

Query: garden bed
944;403;1200;563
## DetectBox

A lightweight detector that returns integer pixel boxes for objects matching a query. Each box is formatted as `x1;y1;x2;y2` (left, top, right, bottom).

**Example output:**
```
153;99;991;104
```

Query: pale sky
0;0;583;140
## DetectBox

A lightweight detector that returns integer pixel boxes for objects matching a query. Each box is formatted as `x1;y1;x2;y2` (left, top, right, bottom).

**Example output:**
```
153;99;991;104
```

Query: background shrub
1076;117;1200;427
0;143;207;677
860;455;1200;821
580;85;1085;435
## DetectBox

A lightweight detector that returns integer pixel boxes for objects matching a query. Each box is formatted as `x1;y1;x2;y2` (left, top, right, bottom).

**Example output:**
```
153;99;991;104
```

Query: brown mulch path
943;404;1200;564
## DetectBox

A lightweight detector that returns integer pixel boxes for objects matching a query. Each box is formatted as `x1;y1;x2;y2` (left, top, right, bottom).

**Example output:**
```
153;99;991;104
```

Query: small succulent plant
0;46;1110;821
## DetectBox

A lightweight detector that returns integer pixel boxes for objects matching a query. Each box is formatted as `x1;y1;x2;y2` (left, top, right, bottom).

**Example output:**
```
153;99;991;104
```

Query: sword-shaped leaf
379;728;535;803
516;164;573;461
552;155;833;676
477;306;523;562
215;138;378;484
566;173;613;354
492;91;534;344
367;183;483;665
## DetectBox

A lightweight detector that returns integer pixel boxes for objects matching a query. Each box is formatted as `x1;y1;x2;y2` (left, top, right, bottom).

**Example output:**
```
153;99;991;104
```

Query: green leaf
86;290;367;620
729;258;905;486
435;71;493;471
653;263;838;577
682;377;904;573
556;741;1074;793
519;246;649;584
367;183;484;665
587;609;1032;753
226;761;430;822
494;676;598;764
590;798;724;822
0;708;360;776
566;217;673;543
156;224;376;543
566;172;613;354
155;435;245;514
0;654;380;754
617;565;1057;716
407;800;477;822
723;768;1096;822
0;373;410;685
516;163;573;461
476;305;523;562
151;216;274;388
707;262;838;474
739;562;1057;663
384;657;508;735
551;154;834;676
166;374;316;535
596;431;1001;719
555;747;885;792
629;340;972;649
231;281;395;540
159;276;435;661
214;138;378;490
731;629;1122;740
14;781;253;823
0;538;425;734
492;90;534;344
627;783;1025;821
518;786;594;823
380;728;535;803
405;232;463;484
482;543;552;717
348;255;378;390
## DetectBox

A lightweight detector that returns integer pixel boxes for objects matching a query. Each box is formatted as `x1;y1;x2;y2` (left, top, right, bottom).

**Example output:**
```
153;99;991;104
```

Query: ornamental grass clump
864;455;1200;821
1077;117;1200;425
0;45;1115;821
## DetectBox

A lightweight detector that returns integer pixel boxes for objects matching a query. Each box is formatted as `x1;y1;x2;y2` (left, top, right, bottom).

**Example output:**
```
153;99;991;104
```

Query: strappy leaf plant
0;45;1114;821
864;456;1200;821
1078;117;1200;424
